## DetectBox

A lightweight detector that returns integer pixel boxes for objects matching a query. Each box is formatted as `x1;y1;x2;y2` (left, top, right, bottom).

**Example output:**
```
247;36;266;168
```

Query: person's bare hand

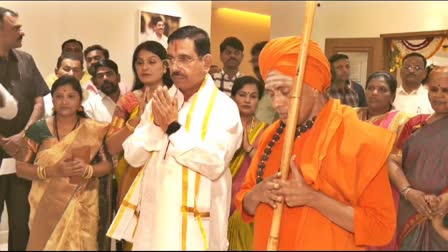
275;155;315;208
1;132;23;157
242;128;252;153
407;189;433;218
152;86;178;132
433;193;448;218
247;171;283;209
57;158;86;178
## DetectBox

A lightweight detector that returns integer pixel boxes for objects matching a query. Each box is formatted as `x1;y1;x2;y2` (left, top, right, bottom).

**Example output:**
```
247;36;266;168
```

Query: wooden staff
266;1;318;250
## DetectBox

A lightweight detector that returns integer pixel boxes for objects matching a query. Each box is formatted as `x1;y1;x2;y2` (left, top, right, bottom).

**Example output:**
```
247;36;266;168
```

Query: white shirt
393;84;433;116
140;31;168;49
82;91;117;123
0;84;18;120
122;76;242;250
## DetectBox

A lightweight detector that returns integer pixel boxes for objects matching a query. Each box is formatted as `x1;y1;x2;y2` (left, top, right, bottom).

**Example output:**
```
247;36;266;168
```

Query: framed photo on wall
139;10;181;49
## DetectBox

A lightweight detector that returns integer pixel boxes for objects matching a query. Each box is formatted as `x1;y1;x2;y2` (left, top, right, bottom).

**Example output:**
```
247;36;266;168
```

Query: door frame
325;37;384;78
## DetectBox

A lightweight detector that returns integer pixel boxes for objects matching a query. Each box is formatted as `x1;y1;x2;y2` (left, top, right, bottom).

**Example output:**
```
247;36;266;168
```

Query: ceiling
211;1;273;16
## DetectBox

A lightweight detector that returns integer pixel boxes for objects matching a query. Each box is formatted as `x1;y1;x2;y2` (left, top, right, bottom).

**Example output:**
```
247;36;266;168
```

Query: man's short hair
402;52;427;68
168;25;210;57
61;39;84;52
328;53;349;66
150;16;163;27
0;7;18;26
92;59;119;76
220;36;244;53
250;41;268;57
83;44;110;60
56;52;84;69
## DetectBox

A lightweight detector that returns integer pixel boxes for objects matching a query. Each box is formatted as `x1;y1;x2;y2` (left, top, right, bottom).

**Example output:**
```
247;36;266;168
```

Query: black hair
328;53;349;80
328;53;349;65
250;41;268;56
168;25;210;57
50;75;88;118
231;76;264;100
61;39;83;52
402;52;427;68
56;52;84;69
83;44;110;60
92;59;119;76
150;16;163;27
132;40;173;91
0;7;18;26
219;36;244;53
366;71;398;95
422;64;438;84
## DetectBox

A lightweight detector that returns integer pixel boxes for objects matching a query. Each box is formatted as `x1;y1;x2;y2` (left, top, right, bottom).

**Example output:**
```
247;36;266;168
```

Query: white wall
1;1;212;85
271;1;448;49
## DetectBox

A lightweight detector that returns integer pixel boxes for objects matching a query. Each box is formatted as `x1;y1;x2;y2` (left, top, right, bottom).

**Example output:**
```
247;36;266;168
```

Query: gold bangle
402;187;412;200
400;185;411;194
126;120;136;132
36;165;42;179
83;165;93;179
37;165;46;180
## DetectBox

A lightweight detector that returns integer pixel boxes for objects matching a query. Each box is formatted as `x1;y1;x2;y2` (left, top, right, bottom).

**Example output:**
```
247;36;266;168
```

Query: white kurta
82;91;117;123
122;76;243;250
0;83;18;120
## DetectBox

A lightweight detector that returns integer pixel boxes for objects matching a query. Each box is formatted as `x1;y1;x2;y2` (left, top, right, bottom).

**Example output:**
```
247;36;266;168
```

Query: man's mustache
171;71;183;77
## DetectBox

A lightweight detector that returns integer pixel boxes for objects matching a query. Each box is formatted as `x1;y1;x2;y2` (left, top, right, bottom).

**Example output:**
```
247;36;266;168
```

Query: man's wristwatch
166;121;181;136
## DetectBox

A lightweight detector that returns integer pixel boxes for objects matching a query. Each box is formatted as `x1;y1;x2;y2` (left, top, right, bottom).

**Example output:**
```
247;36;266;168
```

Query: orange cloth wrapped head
259;36;331;93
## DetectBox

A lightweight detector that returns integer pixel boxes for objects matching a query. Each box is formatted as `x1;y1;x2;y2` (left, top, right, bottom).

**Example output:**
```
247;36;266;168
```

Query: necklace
54;116;81;141
256;116;316;184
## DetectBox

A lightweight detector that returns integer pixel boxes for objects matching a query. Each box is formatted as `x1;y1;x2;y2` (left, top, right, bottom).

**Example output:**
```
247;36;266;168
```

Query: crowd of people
0;6;447;251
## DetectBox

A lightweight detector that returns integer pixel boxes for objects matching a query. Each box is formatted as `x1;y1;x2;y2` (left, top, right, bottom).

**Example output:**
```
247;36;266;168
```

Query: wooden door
325;37;383;86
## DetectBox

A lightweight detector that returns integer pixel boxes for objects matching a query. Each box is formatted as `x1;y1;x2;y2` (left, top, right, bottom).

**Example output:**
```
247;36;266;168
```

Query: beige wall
1;1;212;86
210;7;270;77
271;1;448;49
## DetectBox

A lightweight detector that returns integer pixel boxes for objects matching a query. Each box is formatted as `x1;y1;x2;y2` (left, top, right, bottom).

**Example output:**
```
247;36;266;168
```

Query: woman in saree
106;40;172;206
355;71;410;250
105;41;172;250
389;66;448;250
227;76;267;250
15;75;113;251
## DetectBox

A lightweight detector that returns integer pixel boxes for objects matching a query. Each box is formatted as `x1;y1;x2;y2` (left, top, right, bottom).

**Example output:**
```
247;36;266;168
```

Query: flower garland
389;36;447;73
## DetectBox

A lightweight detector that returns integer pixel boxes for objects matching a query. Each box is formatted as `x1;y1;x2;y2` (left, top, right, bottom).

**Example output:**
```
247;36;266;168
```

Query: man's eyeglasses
403;65;423;72
162;56;201;68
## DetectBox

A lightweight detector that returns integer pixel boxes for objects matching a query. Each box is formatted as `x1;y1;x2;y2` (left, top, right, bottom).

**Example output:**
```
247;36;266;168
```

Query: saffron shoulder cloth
18;118;109;251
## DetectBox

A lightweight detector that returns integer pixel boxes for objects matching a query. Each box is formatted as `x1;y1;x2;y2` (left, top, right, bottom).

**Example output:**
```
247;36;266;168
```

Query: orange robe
235;99;397;250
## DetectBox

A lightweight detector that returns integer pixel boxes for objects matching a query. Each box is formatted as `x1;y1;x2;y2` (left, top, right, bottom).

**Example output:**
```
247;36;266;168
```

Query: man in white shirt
107;25;243;250
83;59;121;123
0;83;18;119
140;16;168;49
393;52;433;116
